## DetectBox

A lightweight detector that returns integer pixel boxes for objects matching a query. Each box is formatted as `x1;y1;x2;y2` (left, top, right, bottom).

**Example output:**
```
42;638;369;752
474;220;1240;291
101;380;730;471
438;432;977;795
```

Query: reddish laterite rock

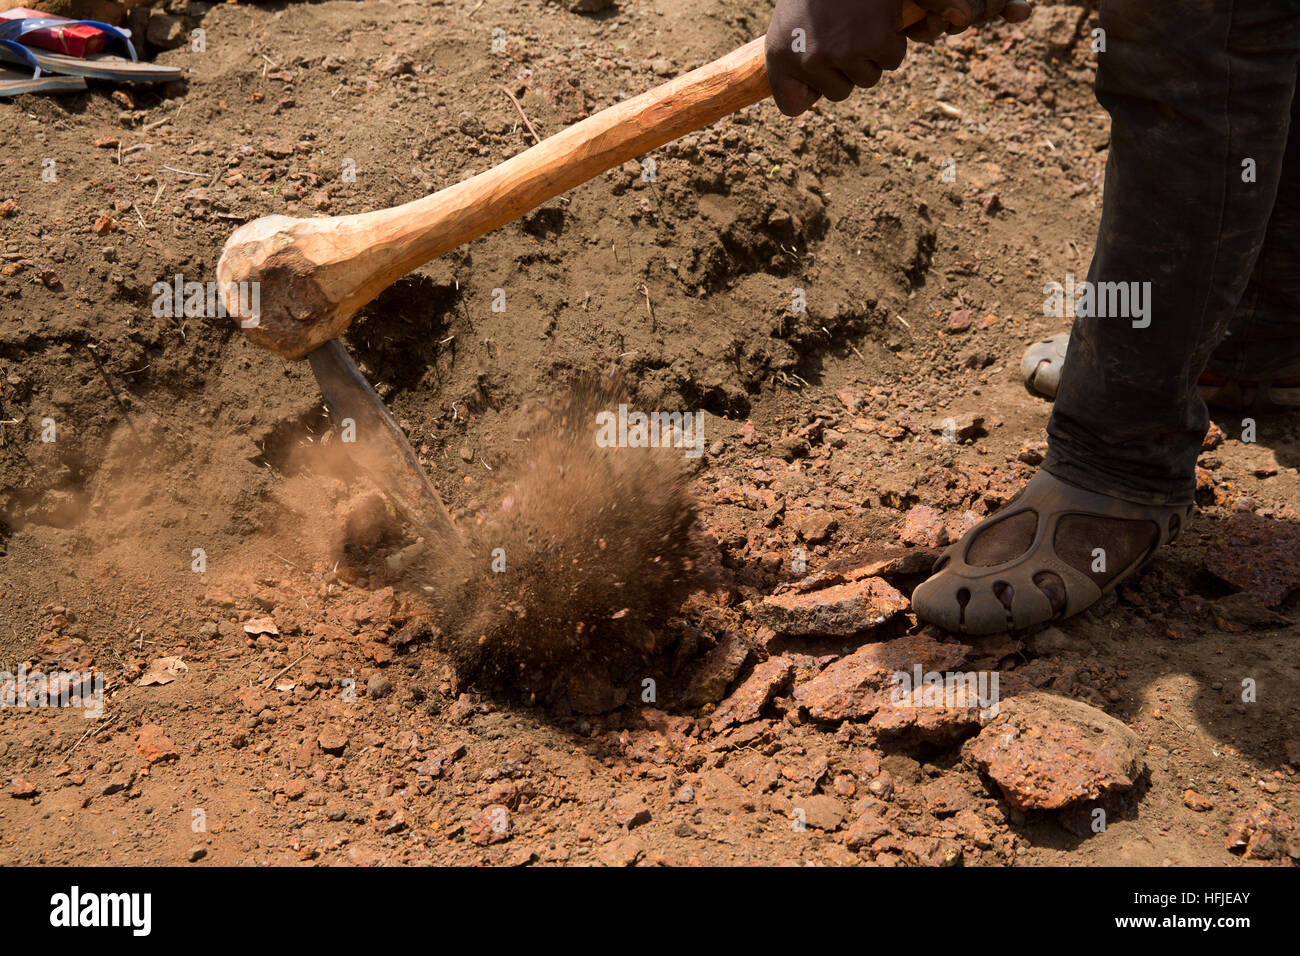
468;804;512;845
963;692;1144;811
135;724;179;765
898;505;949;548
1225;802;1300;860
753;577;909;638
868;698;985;749
794;633;970;721
710;656;794;731
1204;512;1300;607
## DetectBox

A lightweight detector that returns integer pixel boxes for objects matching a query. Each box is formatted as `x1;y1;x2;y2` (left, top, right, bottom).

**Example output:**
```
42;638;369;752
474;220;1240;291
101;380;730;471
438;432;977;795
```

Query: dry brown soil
0;0;1296;866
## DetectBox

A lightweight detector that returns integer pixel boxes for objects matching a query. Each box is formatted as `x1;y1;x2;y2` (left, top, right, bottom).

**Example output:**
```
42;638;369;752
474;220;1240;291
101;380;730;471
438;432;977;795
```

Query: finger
811;65;857;101
777;51;855;103
905;12;951;43
767;68;822;116
1002;1;1033;23
840;58;884;90
914;0;973;30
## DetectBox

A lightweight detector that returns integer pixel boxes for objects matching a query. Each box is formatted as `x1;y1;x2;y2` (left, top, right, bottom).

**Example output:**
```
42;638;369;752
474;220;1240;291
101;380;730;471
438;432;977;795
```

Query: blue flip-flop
0;16;180;84
0;62;87;96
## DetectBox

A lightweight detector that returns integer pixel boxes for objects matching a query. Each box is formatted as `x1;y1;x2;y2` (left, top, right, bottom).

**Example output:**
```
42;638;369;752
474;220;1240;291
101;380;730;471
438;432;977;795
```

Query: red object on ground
0;8;107;58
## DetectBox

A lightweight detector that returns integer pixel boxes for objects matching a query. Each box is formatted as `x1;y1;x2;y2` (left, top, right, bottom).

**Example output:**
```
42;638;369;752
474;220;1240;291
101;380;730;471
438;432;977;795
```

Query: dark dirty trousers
1044;0;1300;506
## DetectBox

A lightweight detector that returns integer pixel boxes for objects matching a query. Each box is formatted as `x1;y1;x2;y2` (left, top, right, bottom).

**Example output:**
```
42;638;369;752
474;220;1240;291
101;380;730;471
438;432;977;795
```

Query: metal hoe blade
307;340;461;546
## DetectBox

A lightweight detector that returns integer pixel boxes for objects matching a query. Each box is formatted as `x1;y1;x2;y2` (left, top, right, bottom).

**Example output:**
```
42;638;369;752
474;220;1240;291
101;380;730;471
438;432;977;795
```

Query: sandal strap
946;471;1186;573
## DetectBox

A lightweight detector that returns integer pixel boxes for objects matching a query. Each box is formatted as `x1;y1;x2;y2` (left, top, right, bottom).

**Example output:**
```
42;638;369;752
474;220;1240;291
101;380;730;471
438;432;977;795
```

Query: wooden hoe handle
217;2;928;359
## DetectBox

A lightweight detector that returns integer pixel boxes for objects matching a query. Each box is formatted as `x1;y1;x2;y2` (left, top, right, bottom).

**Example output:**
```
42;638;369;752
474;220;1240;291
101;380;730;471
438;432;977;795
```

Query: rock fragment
680;631;751;706
796;511;837;543
843;801;893;850
145;12;187;49
898;505;949;548
1225;802;1299;860
868;697;985;749
696;769;756;812
469;804;512;845
753;577;908;638
1026;626;1092;657
237;686;269;714
318;725;348;756
929;412;984;442
793;794;846;831
101;770;135;796
598;834;647;866
1204;512;1300;607
135;724;178;764
611;794;651;829
794;633;970;721
963;692;1144;811
242;617;279;637
710;656;794;730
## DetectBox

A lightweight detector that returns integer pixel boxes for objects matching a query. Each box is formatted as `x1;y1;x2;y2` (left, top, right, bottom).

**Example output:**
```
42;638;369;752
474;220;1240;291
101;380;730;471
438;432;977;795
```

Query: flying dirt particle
427;377;702;701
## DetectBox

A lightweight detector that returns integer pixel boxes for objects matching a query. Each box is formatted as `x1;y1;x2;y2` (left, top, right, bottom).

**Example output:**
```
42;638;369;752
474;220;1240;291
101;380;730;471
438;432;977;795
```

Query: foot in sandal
911;471;1190;635
1021;333;1069;400
1022;332;1300;410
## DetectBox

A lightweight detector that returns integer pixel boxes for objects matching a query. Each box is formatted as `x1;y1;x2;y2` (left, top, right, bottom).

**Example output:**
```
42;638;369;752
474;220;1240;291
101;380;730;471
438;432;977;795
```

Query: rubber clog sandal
1021;332;1069;399
1021;335;1300;409
1198;369;1300;410
911;471;1190;635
